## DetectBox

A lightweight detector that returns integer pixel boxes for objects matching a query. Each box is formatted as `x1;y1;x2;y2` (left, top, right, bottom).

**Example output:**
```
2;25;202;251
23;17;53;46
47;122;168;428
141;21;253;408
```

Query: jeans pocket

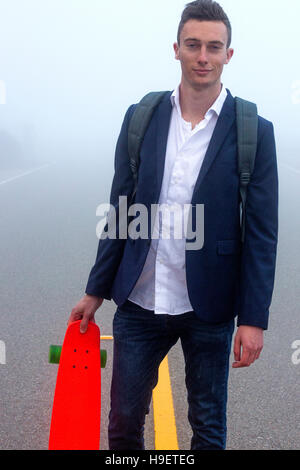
118;300;150;315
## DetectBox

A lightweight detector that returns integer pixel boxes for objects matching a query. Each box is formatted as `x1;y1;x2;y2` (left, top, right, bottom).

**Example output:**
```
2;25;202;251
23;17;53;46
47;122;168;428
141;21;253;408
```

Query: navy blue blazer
85;89;278;330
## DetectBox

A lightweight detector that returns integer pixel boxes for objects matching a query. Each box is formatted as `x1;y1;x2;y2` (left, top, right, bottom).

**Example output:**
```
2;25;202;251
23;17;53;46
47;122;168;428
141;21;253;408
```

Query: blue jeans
108;300;234;450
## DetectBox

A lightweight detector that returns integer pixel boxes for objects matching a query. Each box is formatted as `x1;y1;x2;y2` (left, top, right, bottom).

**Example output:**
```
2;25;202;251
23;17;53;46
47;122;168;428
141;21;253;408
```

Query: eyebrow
184;38;225;46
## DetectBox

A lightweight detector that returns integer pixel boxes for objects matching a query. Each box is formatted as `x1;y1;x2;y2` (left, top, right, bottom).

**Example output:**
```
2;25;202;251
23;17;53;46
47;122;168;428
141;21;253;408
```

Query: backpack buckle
240;172;251;186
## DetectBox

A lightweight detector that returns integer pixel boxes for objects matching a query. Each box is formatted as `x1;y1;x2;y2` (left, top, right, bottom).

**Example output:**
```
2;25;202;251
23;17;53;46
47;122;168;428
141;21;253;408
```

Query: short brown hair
177;0;232;48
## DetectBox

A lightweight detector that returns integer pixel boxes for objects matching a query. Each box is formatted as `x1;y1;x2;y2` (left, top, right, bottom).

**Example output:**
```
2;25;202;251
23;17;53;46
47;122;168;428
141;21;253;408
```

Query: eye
186;43;199;49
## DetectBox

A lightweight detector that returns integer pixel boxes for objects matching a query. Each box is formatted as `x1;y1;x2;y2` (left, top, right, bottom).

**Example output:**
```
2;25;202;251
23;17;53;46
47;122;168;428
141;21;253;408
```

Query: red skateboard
48;321;106;450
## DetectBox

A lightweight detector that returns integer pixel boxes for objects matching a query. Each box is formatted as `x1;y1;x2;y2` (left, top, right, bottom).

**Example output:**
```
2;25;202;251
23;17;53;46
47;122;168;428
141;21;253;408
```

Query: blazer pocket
217;239;241;256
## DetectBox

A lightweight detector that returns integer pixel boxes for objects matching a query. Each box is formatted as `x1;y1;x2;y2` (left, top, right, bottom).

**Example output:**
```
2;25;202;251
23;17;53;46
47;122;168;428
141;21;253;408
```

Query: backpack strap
128;92;258;244
128;91;169;201
235;97;258;243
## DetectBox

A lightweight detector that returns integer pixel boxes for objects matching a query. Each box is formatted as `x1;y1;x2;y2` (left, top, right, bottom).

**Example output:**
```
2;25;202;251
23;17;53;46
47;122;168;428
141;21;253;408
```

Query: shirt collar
170;84;228;119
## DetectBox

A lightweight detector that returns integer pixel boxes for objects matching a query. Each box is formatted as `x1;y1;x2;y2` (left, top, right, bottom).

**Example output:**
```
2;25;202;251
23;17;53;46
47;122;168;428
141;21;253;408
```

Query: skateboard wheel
101;349;107;368
49;345;62;364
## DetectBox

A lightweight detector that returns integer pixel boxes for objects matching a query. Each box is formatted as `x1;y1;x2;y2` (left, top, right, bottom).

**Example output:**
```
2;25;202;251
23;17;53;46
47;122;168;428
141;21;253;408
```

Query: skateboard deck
48;321;101;450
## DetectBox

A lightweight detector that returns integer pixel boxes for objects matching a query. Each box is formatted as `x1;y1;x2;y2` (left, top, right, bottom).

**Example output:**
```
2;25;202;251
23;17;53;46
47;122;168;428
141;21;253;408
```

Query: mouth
193;69;212;75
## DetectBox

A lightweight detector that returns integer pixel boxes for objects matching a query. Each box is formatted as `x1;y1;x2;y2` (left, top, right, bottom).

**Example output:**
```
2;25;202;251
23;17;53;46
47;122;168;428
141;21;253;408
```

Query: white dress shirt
128;84;228;314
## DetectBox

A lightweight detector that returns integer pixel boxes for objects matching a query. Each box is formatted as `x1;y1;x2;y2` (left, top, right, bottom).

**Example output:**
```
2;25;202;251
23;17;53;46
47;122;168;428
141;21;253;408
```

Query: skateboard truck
49;336;112;368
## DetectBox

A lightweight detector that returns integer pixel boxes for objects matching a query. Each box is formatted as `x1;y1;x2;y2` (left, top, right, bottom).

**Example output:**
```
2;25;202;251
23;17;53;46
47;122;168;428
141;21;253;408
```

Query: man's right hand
68;295;104;334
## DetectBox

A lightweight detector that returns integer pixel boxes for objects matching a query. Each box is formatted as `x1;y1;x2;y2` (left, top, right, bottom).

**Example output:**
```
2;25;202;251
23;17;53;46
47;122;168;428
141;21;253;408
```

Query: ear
225;48;234;64
173;42;180;60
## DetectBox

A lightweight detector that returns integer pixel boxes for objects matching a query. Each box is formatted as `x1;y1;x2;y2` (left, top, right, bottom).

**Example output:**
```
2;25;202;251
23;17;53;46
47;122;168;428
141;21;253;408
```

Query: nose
197;46;209;64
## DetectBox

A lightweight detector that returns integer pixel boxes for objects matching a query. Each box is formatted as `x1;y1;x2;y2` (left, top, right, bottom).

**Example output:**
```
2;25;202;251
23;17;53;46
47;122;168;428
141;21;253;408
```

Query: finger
254;347;263;362
233;335;241;362
68;310;83;326
246;347;262;365
235;354;257;368
233;349;254;368
248;351;257;365
80;314;90;334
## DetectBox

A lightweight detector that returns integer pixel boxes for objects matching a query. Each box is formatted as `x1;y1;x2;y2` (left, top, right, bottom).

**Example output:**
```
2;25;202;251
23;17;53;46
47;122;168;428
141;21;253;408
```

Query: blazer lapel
192;90;236;198
153;89;236;202
155;92;173;200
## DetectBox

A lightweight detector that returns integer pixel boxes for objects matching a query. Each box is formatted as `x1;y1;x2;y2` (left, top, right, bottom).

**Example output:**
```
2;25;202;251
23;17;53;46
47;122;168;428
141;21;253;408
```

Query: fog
1;0;299;198
0;0;300;450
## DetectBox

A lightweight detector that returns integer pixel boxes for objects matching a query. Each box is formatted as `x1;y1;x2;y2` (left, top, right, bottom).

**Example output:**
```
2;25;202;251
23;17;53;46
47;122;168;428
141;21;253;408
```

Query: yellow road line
152;355;179;450
101;335;178;448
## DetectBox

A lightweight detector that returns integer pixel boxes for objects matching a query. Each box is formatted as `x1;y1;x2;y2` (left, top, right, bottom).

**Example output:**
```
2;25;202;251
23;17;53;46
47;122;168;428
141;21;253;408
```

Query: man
68;0;278;450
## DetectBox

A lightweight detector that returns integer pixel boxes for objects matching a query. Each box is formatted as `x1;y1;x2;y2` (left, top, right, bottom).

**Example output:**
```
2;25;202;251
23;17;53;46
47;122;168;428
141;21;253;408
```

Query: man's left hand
232;325;264;368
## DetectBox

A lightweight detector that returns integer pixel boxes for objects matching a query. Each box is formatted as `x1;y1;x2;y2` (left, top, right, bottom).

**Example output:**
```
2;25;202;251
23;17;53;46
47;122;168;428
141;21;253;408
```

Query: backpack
128;91;258;244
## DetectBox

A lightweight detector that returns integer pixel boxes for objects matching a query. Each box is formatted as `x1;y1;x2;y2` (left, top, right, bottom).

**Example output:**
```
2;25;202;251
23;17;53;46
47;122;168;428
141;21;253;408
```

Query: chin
192;80;213;90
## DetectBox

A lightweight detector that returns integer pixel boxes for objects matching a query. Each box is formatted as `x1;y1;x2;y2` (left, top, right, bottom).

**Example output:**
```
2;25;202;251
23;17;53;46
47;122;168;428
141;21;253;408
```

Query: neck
179;80;223;122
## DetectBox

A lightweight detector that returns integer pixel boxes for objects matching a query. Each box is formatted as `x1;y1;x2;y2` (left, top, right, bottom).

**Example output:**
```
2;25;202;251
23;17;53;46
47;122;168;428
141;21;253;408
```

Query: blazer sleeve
85;104;136;299
237;119;279;330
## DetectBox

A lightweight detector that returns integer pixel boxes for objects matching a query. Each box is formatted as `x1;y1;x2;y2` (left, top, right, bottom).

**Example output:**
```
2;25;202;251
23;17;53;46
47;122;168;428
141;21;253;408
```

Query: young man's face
174;20;234;90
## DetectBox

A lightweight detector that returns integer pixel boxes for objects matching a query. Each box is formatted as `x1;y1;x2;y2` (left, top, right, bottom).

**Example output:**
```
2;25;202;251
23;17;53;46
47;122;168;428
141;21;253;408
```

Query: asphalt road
0;158;299;450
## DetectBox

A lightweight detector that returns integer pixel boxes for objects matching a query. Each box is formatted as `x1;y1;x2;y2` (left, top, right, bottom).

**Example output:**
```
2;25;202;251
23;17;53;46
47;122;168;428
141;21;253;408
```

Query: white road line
0;163;52;186
279;163;300;175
